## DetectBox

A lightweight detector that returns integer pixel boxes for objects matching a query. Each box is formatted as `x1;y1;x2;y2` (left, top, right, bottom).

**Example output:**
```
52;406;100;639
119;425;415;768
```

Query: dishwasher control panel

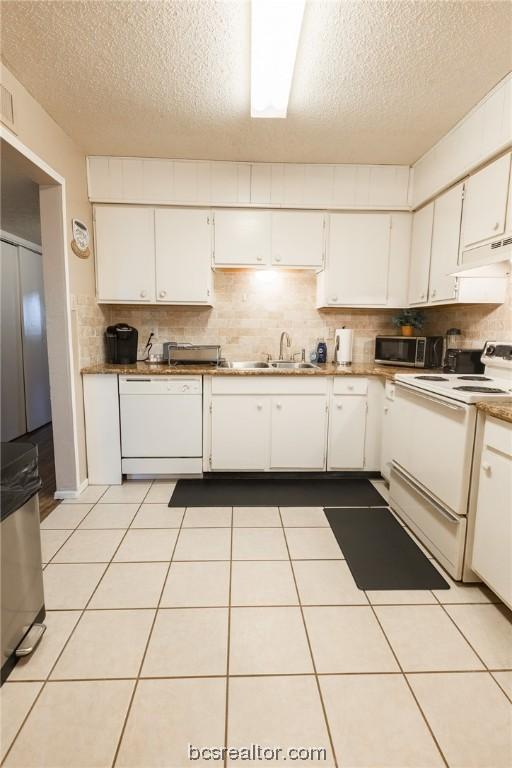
119;376;202;395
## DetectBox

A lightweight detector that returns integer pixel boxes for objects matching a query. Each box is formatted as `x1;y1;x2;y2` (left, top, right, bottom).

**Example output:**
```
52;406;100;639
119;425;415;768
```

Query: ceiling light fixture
251;0;305;119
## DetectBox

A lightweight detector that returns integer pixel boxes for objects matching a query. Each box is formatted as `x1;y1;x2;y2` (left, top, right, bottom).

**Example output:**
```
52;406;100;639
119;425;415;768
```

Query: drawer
484;416;512;457
211;376;329;395
390;466;467;580
332;377;368;395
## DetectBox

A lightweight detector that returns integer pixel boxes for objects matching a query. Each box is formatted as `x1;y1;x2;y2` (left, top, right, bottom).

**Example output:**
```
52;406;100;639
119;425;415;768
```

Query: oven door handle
394;382;467;412
392;462;461;524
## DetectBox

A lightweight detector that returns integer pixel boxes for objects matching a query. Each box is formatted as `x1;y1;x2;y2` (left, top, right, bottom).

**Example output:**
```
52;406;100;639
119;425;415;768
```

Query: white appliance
334;327;353;365
119;376;203;475
1;238;51;441
389;341;512;580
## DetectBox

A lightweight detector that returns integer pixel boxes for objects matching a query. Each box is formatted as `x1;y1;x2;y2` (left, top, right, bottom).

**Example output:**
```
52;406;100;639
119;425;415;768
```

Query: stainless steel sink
270;361;319;369
218;361;271;369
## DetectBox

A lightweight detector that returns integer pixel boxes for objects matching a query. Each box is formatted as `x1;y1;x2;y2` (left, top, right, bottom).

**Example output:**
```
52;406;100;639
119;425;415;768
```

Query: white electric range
389;341;512;581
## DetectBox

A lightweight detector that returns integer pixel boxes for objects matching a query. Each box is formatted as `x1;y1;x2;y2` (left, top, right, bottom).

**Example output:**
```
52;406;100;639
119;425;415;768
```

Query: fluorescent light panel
251;0;305;119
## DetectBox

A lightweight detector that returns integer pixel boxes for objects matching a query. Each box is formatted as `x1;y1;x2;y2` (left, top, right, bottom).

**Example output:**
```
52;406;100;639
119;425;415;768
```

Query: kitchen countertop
475;402;512;425
80;361;418;380
81;362;512;423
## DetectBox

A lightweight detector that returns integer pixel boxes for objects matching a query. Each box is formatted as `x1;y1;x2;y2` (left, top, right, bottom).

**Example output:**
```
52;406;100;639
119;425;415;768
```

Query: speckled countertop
80;361;417;380
475;402;512;425
81;362;512;423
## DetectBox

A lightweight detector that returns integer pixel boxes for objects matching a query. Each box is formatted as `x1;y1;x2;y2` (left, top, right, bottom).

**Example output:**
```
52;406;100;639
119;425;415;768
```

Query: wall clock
71;218;90;259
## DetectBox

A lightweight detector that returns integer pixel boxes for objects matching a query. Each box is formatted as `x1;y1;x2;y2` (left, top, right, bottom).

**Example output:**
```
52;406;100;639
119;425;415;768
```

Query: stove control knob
486;345;496;357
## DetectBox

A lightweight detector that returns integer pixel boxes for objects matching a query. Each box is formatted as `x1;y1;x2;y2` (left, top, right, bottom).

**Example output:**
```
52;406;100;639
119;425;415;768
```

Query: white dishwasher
119;376;203;476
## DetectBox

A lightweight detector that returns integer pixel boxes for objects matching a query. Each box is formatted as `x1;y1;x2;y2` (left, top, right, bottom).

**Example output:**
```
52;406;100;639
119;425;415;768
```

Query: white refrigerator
1;238;51;441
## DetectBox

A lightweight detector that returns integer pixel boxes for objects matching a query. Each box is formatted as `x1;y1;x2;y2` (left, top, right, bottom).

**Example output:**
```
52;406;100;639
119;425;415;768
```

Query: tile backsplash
76;271;512;368
108;271;397;363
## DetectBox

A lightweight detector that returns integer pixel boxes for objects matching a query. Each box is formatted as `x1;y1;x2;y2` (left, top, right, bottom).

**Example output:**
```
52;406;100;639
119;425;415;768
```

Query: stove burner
454;386;508;394
457;376;492;381
415;376;449;381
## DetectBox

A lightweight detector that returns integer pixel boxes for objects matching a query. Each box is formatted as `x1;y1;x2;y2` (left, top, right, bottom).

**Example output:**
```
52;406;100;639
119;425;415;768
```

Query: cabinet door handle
276;402;282;409
257;255;263;262
256;403;263;410
482;461;491;474
140;290;148;298
275;254;281;262
331;296;338;302
347;384;354;390
493;221;500;231
336;403;343;409
431;288;437;297
159;290;167;298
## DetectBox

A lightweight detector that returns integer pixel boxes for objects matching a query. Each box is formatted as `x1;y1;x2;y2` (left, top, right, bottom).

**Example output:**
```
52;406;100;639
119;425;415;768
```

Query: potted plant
392;309;424;337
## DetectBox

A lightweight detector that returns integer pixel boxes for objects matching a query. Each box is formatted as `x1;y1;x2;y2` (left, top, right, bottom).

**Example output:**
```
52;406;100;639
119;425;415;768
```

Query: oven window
376;338;416;364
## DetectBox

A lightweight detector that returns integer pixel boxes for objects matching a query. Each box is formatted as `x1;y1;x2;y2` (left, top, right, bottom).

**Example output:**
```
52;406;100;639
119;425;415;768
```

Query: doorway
1;148;56;517
1;129;82;505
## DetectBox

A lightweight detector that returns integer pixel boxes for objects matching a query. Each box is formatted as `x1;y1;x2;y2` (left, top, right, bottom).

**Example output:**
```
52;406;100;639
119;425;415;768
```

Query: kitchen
1;2;512;767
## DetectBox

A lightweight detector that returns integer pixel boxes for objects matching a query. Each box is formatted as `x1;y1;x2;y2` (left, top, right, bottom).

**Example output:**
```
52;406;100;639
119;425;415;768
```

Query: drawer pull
482;462;491;474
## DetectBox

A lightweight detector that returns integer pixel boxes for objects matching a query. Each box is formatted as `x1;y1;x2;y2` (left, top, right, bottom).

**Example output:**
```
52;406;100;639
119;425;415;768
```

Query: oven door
375;337;418;366
391;383;476;516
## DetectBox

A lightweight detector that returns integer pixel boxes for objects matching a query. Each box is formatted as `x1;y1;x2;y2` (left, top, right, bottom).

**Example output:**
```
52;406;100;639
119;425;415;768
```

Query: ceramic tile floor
2;479;512;767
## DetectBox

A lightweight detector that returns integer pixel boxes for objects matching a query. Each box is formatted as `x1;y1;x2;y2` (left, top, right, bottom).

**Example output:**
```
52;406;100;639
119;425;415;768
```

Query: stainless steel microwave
374;336;443;368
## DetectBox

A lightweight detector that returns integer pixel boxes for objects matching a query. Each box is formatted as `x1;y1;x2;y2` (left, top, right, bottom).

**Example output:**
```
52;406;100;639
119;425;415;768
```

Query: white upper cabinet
155;209;213;304
461;153;511;250
94;206;155;303
213;210;272;266
88;157;410;210
317;213;392;307
428;183;463;303
411;74;512;208
271;211;325;267
407;203;434;305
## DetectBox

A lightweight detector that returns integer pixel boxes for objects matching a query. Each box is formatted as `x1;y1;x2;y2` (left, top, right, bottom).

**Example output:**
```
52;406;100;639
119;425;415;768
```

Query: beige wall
1;63;95;484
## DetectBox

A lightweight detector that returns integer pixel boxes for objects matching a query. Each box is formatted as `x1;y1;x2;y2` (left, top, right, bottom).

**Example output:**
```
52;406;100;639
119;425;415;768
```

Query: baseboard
54;478;88;499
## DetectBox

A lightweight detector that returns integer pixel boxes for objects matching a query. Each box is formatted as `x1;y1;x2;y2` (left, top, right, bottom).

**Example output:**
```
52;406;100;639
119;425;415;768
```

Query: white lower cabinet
208;377;329;471
471;416;512;608
328;396;367;469
210;395;269;470
270;395;327;469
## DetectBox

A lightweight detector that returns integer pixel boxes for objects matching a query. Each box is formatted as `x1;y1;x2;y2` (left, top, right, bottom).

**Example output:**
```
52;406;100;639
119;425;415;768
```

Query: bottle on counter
316;338;327;364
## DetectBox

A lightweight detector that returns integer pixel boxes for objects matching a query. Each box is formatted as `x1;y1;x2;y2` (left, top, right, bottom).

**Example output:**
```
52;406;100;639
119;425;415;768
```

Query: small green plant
392;309;424;330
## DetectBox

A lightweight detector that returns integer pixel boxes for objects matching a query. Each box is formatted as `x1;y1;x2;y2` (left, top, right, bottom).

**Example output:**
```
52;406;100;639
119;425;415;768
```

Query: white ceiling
2;0;511;164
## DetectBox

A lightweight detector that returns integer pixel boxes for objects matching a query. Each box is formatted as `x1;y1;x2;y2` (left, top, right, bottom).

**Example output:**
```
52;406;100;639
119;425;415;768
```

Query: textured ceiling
1;0;511;164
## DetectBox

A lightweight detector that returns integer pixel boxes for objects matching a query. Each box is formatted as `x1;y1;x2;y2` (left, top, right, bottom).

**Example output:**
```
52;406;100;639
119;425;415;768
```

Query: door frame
1;126;83;496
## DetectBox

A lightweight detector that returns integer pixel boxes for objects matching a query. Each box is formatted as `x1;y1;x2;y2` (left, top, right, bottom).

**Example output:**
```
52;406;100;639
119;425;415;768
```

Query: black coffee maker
105;324;138;364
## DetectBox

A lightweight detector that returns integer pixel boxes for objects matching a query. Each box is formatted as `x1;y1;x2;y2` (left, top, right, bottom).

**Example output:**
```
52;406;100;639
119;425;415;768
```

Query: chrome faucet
279;331;291;361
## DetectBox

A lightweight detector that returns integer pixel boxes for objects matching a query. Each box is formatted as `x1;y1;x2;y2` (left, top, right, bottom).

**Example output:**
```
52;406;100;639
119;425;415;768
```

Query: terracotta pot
401;325;414;337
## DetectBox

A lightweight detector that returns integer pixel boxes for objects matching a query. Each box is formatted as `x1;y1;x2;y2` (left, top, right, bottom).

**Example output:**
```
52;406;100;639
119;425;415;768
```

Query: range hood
451;235;512;277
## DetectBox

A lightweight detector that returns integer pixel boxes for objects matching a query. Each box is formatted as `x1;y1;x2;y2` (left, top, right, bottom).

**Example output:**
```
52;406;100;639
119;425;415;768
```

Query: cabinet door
462;153;511;250
428;183;463;303
155;209;212;303
270;395;327;470
0;240;26;440
407;203;433;305
326;214;390;305
210;396;270;470
472;443;512;607
213;210;271;266
271;211;324;267
328;396;367;470
95;206;155;302
19;247;51;431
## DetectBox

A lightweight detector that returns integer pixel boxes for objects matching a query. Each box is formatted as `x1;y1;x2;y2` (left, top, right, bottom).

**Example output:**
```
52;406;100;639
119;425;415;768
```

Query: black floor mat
169;478;386;508
324;507;449;590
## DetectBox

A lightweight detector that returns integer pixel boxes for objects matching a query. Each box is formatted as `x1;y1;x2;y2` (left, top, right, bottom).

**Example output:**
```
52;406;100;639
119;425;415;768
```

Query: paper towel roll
335;328;353;365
